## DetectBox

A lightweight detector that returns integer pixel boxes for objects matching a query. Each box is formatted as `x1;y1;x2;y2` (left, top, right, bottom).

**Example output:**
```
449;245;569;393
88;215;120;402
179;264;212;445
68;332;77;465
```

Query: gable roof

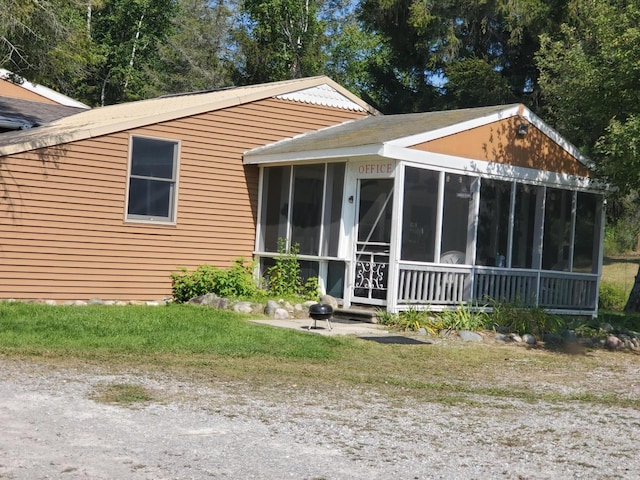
243;104;589;168
0;76;377;157
0;69;89;108
0;96;87;130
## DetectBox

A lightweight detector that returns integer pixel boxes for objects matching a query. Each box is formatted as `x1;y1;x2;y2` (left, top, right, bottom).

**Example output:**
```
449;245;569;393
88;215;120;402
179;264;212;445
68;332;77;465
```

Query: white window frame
125;134;180;224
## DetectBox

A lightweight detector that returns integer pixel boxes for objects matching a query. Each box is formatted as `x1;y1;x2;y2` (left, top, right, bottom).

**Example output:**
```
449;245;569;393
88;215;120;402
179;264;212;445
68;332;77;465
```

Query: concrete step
333;307;380;324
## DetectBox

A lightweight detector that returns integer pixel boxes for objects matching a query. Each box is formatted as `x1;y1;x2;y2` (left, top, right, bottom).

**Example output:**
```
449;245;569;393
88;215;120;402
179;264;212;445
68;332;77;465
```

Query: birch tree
232;0;325;84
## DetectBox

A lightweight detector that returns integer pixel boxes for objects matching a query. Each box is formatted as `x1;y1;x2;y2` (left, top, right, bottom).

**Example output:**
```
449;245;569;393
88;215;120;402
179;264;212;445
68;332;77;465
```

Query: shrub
598;282;628;311
437;304;490;331
604;220;639;255
171;258;260;303
266;239;320;300
488;299;565;337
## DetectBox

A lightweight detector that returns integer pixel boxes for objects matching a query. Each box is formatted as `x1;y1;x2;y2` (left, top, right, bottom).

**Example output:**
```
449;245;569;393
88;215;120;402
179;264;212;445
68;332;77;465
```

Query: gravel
1;358;639;479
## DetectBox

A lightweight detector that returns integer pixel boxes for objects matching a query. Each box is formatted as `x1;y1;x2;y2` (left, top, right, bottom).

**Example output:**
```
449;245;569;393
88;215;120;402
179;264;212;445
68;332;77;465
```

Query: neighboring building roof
0;76;377;156
243;103;590;167
0;69;90;108
0;95;87;131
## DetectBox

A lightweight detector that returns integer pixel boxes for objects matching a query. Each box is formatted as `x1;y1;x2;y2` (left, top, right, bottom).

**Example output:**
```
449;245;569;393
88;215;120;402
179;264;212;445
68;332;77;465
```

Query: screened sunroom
245;104;605;315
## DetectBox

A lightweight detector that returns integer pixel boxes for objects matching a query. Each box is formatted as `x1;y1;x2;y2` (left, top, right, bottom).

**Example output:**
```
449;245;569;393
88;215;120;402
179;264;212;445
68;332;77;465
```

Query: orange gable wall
0;77;58;104
0;98;367;301
411;116;590;177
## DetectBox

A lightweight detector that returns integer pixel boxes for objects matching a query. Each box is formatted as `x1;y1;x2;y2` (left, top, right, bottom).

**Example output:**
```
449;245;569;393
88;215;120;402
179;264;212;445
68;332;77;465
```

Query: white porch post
340;164;358;309
533;186;546;307
594;196;607;316
386;164;405;313
506;180;516;268
465;177;481;301
434;172;445;262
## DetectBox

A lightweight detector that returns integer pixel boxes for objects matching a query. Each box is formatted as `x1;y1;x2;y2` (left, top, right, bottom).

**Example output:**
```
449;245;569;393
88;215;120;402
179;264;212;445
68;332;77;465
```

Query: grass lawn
0;302;638;410
601;253;640;295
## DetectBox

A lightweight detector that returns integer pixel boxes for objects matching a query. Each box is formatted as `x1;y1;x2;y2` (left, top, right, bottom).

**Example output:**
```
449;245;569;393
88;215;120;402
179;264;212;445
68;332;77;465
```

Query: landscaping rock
233;302;254;314
605;335;623;350
600;323;613;333
458;330;483;342
264;300;280;316
563;330;578;342
251;303;264;315
417;327;428;335
188;293;218;306
88;297;104;305
494;333;509;342
522;333;536;345
319;294;339;309
542;333;563;345
282;301;295;312
273;308;290;320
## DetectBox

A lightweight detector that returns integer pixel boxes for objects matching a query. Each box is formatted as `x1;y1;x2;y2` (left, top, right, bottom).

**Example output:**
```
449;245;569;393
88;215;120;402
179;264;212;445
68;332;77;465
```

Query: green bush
604;220;639;255
598;282;628;311
488;299;565;337
437;304;490;331
171;258;260;303
266;239;320;300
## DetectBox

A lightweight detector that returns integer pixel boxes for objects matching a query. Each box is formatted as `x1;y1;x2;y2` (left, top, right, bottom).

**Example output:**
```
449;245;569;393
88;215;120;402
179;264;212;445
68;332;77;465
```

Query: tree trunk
624;263;640;312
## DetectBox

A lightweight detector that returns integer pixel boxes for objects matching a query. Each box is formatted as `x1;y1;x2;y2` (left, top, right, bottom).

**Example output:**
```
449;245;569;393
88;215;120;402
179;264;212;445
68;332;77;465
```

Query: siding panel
0;97;368;300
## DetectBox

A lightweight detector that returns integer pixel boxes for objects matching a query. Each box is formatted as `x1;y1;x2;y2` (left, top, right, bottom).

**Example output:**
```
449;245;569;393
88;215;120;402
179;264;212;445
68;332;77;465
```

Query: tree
322;1;393;110
357;0;565;113
81;0;179;106
0;0;90;96
147;0;235;96
231;0;325;84
536;0;640;311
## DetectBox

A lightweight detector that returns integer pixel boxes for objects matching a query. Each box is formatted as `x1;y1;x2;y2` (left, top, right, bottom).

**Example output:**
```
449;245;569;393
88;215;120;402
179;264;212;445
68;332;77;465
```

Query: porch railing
474;268;538;305
397;262;598;312
398;263;471;305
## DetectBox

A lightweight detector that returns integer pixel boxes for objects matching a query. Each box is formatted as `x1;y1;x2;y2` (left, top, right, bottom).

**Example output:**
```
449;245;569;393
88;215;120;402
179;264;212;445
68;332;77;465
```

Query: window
476;179;512;266
573;192;601;273
291;165;325;255
441;173;472;263
401;167;438;262
260;163;346;256
542;188;573;270
260;166;291;252
512;183;540;269
127;136;179;222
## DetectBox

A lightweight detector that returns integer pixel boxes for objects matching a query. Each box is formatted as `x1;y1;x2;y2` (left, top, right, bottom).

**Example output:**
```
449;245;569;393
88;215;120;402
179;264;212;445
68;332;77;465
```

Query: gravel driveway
1;357;638;480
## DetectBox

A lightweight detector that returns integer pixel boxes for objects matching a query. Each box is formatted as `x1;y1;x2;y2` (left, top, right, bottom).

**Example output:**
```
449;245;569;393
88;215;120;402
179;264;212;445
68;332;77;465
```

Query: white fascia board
243;144;384;165
389;105;521;148
380;144;606;192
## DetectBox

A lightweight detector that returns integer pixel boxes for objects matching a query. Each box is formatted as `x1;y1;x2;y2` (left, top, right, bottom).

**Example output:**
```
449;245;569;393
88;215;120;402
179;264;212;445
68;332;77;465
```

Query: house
245;104;605;316
0;76;605;314
0;69;89;132
0;77;374;301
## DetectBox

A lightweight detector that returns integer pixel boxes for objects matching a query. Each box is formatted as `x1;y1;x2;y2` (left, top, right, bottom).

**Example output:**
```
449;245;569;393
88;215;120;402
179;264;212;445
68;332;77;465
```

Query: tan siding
412;117;590;177
0;78;58;104
0;97;368;300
